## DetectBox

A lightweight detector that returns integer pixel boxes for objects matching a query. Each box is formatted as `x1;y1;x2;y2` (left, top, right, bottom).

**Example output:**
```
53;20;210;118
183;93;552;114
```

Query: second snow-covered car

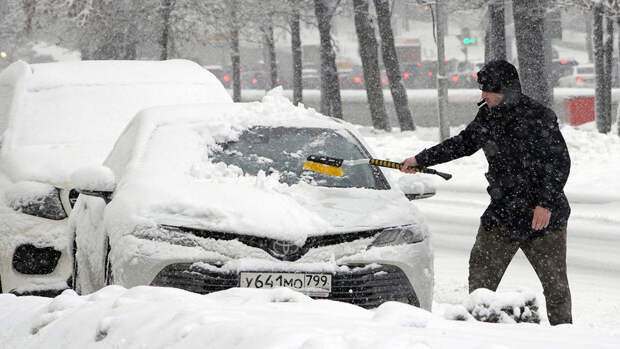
70;91;434;309
0;59;232;296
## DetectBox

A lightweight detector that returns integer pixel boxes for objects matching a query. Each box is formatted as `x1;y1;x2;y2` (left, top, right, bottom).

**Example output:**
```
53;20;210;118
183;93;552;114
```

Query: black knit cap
477;60;522;94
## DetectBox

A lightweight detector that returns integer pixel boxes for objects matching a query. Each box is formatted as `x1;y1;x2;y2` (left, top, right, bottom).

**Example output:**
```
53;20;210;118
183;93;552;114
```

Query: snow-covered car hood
100;89;425;244
107;177;424;245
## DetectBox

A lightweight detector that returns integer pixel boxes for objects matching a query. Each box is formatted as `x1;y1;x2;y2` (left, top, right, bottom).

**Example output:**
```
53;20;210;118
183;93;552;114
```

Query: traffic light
458;27;477;46
463;37;477;45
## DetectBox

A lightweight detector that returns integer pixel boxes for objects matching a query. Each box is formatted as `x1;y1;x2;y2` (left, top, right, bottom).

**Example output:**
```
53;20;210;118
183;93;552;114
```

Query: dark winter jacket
415;91;571;241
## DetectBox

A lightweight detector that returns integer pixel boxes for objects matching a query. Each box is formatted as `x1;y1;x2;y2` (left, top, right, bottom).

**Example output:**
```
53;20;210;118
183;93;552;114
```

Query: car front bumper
110;232;434;310
0;210;72;295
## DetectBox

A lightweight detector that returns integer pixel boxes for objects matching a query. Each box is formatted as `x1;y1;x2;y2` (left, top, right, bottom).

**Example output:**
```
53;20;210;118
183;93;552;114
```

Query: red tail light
428;71;433;77
276;78;281;83
381;77;388;84
472;73;478;79
451;75;459;82
576;76;584;83
403;72;410;79
353;76;362;84
417;63;421;67
252;78;258;85
239;68;243;72
444;58;450;62
223;74;231;82
561;60;568;65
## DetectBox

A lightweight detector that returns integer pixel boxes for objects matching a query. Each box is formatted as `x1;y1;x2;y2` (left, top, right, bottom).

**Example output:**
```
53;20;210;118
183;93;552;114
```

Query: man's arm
402;111;487;172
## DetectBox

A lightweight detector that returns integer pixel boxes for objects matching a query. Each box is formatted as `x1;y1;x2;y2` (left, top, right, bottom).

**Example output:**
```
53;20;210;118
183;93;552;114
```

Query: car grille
161;225;382;262
150;263;418;309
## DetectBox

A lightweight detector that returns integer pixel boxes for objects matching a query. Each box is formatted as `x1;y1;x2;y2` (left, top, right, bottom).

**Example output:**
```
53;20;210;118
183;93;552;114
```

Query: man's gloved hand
531;206;551;230
400;156;419;174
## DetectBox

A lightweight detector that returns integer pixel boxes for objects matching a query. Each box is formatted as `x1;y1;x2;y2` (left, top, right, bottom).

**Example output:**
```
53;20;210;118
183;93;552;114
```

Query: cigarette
477;99;487;108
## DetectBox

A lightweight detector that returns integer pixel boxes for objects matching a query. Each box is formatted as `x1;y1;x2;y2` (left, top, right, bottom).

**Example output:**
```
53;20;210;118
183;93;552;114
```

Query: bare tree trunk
513;0;552;107
602;14;613;133
435;0;449;140
543;5;554;106
290;2;303;105
22;0;36;35
230;0;241;102
617;16;620;136
159;0;174;60
586;12;594;63
374;0;414;131
485;0;506;62
353;0;389;131
593;4;609;133
263;21;278;89
314;0;342;118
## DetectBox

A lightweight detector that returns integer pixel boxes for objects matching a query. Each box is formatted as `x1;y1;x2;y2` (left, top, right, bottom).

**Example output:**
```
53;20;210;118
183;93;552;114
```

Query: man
401;60;572;325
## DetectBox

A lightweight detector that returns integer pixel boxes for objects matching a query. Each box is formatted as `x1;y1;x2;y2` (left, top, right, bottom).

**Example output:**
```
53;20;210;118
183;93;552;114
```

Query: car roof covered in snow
104;88;353;178
0;59;232;187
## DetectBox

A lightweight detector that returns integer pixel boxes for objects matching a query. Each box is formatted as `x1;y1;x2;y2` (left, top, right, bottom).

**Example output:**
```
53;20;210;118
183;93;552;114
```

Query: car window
210;126;388;189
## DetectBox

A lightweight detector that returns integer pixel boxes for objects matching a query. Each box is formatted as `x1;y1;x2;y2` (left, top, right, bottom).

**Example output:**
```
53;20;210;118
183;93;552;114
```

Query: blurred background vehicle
558;63;595;88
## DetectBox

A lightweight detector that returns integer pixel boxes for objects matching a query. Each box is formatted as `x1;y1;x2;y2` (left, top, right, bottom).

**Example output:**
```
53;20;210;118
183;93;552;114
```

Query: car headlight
369;225;426;248
4;182;67;220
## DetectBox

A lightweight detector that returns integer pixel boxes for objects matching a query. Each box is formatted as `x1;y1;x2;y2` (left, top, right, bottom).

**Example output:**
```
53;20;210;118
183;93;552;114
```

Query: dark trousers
468;224;572;325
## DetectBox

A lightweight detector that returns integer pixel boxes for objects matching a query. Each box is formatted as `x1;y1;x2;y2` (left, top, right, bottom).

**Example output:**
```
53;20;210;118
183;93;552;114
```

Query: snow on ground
1;286;618;349
0;116;618;348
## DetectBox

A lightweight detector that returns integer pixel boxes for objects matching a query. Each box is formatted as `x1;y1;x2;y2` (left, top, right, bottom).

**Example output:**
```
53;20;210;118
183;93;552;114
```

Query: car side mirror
71;165;116;204
398;175;436;200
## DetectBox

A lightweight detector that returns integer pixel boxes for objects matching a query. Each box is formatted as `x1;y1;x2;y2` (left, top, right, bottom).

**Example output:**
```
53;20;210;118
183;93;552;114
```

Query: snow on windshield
210;126;385;189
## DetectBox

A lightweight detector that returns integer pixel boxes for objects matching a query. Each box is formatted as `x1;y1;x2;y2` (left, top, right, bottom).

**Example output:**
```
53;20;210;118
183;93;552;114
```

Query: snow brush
303;155;452;181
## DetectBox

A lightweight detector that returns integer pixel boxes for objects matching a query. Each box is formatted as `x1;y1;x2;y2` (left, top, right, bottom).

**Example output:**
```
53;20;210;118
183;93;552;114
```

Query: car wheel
104;237;114;285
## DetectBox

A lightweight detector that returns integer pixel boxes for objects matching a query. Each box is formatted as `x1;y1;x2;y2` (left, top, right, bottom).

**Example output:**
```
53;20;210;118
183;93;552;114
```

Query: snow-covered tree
314;0;343;118
513;0;553;107
353;0;389;131
374;0;414;131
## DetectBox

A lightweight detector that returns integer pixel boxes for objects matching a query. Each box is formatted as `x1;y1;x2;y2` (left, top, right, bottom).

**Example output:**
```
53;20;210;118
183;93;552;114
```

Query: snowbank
0;286;617;349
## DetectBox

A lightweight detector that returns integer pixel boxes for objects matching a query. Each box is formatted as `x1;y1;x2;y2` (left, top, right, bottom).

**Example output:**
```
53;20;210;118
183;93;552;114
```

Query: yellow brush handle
369;159;429;173
369;158;404;170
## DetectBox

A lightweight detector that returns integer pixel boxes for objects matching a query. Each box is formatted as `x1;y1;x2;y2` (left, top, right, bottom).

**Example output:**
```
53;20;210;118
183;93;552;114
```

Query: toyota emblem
269;240;302;259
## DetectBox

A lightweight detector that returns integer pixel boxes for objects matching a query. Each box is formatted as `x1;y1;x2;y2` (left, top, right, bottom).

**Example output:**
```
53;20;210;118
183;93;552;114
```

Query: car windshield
210;127;388;189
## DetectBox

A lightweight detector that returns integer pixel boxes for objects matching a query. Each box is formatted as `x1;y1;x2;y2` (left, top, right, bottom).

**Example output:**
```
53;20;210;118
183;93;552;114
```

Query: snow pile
1;286;618;349
443;289;540;324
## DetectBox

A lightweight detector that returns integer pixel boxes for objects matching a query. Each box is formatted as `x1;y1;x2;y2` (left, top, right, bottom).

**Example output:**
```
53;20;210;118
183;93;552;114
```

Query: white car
0;59;232;296
557;64;595;88
70;92;435;310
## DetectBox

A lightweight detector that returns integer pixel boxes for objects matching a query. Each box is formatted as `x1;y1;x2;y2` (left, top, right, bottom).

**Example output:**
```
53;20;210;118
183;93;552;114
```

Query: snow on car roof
104;87;349;177
26;60;220;89
0;59;232;187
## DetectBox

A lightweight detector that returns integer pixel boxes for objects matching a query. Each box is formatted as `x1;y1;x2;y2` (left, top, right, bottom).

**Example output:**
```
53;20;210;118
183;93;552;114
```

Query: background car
551;59;579;86
70;93;435;310
0;59;232;296
204;64;231;89
558;64;595;87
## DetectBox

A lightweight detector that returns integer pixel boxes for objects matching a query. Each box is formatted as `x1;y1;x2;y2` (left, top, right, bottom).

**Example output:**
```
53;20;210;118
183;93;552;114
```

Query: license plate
239;272;332;297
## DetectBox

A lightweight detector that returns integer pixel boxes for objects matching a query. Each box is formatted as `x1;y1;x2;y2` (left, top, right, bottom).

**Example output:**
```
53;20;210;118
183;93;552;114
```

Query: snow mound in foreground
443;288;541;324
1;286;617;349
